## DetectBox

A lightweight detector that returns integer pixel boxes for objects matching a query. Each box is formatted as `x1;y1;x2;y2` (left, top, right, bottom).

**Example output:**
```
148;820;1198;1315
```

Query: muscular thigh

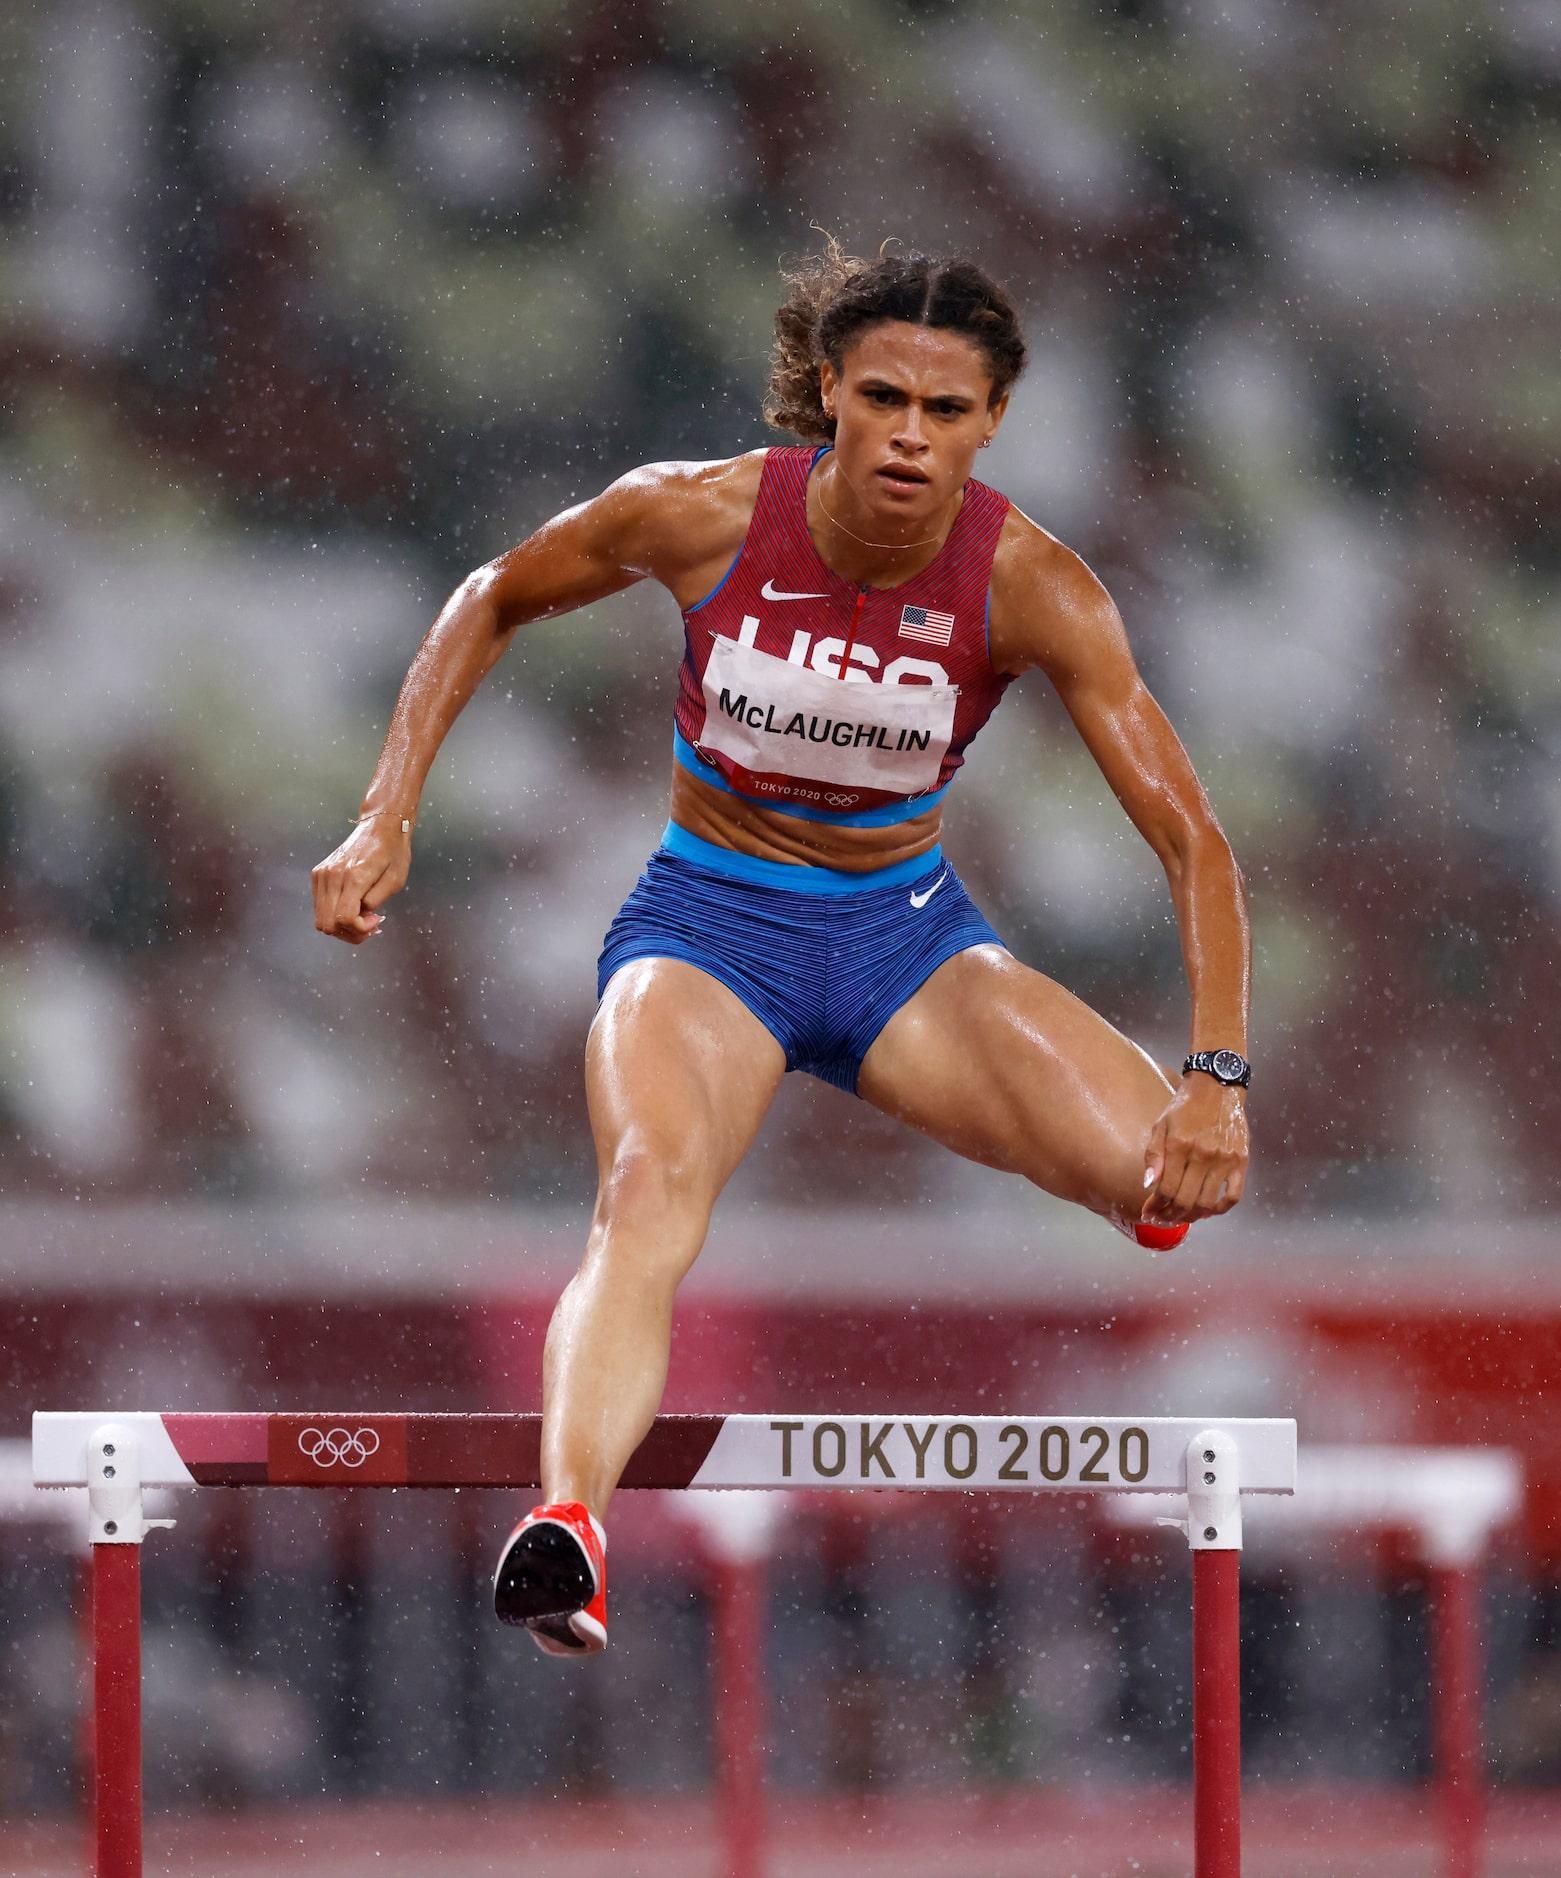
588;958;787;1202
856;946;1172;1219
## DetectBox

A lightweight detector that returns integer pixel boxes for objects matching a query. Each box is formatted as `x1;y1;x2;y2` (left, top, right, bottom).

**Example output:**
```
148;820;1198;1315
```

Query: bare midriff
669;763;943;874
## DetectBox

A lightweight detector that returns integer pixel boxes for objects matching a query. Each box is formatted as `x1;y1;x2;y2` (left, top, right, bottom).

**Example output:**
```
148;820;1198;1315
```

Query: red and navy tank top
673;447;1013;823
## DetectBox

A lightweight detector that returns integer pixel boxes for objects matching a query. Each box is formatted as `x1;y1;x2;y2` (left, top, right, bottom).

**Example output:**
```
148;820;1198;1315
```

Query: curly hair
763;236;1028;443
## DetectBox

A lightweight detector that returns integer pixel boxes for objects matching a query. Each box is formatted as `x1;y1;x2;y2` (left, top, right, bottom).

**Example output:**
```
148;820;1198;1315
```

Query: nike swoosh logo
761;579;827;601
909;871;948;910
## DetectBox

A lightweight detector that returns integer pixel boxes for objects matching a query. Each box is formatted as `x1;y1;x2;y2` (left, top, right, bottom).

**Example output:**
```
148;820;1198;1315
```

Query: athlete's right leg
540;957;786;1522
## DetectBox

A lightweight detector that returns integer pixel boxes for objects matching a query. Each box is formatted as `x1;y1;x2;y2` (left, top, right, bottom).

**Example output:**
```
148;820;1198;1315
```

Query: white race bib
699;637;956;800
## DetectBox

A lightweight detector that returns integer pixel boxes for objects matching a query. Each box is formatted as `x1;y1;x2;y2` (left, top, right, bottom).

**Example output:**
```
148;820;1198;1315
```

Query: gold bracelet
354;811;414;834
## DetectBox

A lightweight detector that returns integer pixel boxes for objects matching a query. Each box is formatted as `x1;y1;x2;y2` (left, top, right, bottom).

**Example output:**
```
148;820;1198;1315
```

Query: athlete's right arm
311;456;759;943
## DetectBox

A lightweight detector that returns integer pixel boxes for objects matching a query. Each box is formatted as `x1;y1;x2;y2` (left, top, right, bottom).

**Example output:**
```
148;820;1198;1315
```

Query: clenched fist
1142;1076;1249;1225
311;817;412;944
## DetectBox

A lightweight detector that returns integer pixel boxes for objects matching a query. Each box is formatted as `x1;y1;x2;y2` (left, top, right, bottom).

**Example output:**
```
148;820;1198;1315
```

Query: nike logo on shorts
761;579;827;601
909;871;948;909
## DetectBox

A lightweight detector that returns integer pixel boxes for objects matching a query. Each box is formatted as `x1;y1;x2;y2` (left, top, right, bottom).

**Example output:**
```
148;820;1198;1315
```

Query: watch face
1211;1050;1246;1083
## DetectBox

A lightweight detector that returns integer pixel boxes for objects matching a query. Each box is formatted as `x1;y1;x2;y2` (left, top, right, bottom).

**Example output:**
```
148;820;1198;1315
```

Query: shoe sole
494;1520;597;1628
528;1605;607;1656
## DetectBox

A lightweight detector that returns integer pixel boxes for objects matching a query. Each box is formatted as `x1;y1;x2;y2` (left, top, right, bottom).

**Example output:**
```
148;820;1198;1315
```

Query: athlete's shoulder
990;500;1090;583
988;503;1122;678
613;449;767;524
596;450;763;570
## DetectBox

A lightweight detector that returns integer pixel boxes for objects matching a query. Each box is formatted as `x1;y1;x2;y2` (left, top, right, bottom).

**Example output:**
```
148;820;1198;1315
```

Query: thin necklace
816;487;950;552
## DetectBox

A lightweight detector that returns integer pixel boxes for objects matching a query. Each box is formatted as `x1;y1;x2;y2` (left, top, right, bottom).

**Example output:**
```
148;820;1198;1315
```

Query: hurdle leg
1183;1431;1243;1878
1428;1561;1484;1878
712;1551;766;1878
93;1541;143;1878
85;1422;173;1878
1192;1549;1241;1877
671;1491;786;1878
76;1548;96;1871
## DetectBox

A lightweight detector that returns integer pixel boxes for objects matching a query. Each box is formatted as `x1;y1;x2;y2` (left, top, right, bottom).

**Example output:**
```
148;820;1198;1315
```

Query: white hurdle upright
33;1410;1297;1878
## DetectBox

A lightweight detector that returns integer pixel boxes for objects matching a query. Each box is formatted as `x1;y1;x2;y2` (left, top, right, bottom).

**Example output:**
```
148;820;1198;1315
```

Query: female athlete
311;245;1251;1657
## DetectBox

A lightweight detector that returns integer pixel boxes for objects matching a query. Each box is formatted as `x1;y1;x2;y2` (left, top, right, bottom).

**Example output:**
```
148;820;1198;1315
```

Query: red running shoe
1134;1220;1189;1251
493;1502;607;1656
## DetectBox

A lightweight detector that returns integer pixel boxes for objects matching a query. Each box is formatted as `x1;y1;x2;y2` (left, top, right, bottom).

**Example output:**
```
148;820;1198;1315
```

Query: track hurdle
1111;1444;1522;1878
33;1410;1297;1878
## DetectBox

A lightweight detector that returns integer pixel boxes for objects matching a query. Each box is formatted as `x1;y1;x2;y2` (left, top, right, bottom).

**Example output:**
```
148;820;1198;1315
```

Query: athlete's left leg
856;945;1177;1229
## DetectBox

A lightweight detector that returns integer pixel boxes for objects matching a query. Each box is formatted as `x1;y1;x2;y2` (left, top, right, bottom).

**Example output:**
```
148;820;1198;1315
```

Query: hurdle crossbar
34;1410;1297;1494
34;1410;1297;1878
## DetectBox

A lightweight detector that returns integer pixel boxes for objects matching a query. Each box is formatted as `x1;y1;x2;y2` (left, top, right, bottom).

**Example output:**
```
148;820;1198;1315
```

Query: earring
979;438;992;449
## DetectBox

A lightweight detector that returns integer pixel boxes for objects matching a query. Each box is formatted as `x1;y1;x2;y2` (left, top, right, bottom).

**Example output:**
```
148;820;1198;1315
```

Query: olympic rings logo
297;1427;382;1468
823;792;860;807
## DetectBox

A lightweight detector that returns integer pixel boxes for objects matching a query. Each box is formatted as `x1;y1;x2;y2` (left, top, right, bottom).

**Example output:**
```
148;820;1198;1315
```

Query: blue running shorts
597;824;1004;1094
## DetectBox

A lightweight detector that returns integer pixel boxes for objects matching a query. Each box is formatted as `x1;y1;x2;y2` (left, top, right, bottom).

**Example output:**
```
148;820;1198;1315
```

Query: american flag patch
899;604;955;646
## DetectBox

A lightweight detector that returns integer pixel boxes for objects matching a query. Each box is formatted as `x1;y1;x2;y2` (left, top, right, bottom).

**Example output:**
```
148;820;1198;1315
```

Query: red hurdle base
92;1543;142;1878
1431;1562;1484;1878
1193;1549;1242;1878
712;1552;766;1878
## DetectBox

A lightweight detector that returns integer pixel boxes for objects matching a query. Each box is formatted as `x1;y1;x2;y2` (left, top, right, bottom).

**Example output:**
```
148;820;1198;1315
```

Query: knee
594;1136;712;1233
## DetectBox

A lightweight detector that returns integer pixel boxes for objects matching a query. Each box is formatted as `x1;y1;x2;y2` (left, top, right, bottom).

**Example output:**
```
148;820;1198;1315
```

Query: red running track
10;1792;1561;1878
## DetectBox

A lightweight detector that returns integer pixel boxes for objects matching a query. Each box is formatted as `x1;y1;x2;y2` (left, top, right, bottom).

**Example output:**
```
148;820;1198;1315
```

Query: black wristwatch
1183;1049;1251;1089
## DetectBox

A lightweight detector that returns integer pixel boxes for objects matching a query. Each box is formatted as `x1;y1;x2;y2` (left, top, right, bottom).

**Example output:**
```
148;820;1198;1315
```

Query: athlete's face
820;323;1008;521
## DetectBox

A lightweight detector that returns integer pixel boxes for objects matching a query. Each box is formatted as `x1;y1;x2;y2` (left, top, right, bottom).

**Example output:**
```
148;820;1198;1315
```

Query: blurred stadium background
3;0;1561;1871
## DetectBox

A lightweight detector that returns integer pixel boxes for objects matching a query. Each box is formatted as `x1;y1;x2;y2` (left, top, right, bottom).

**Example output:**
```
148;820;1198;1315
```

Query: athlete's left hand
1142;1079;1248;1225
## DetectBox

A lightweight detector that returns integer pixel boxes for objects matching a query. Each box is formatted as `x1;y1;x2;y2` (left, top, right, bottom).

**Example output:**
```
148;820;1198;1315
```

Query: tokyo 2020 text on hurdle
33;1410;1299;1878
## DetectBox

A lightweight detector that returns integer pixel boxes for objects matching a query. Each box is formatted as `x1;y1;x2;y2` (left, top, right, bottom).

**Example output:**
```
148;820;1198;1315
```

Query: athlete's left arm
989;516;1251;1226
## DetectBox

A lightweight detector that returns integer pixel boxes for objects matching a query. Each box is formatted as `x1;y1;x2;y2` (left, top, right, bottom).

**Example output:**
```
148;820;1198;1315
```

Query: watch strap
1183;1050;1251;1089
